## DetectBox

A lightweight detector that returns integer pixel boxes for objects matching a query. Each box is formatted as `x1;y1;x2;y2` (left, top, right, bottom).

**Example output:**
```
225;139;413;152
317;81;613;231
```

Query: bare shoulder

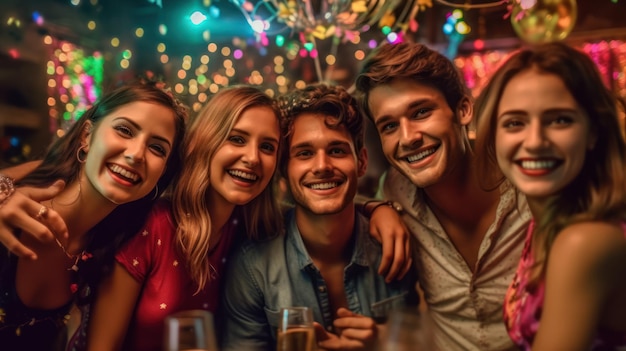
550;221;626;275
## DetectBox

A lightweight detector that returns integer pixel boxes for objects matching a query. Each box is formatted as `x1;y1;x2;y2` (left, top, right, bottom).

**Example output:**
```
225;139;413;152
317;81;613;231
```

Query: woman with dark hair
0;82;187;350
474;42;626;350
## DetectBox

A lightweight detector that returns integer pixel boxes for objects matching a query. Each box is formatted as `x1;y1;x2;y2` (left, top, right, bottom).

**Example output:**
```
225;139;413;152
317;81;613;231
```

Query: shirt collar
285;209;372;271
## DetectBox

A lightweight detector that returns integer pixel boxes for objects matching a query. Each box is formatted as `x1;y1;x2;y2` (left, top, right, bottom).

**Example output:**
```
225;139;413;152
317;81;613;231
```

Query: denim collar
284;208;372;272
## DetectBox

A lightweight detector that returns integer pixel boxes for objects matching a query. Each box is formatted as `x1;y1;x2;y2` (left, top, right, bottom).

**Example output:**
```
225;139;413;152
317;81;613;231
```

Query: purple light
368;40;377;49
233;49;243;59
32;12;44;26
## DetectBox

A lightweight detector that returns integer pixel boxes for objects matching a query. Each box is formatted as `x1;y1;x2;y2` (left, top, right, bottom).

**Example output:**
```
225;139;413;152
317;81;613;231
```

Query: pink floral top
503;220;626;350
116;200;236;351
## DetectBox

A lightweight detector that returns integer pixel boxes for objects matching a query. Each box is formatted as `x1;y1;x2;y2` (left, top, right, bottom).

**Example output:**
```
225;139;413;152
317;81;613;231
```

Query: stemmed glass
276;307;316;351
163;309;218;351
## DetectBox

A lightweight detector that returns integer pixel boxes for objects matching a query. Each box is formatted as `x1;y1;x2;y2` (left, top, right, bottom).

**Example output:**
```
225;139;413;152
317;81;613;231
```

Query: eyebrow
374;98;433;127
231;128;279;144
290;140;351;150
498;107;580;118
115;117;173;147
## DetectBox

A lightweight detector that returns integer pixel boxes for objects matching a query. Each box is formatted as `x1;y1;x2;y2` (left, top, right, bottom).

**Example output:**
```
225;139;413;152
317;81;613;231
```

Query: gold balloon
511;0;577;44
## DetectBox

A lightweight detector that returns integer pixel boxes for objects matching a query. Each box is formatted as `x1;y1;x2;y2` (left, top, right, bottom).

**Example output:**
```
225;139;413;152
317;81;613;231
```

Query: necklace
53;237;86;272
49;182;91;271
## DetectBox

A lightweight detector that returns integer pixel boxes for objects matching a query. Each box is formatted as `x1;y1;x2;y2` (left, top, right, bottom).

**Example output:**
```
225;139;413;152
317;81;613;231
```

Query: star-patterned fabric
116;200;236;351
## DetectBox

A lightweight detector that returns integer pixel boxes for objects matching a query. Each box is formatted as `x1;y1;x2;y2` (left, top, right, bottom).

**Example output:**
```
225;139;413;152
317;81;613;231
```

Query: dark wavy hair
276;83;365;178
16;81;188;304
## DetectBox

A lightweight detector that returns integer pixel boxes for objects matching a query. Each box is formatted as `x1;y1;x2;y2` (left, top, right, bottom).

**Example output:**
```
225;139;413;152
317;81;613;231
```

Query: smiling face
82;101;177;204
367;78;471;188
286;113;366;215
495;69;593;202
207;105;280;207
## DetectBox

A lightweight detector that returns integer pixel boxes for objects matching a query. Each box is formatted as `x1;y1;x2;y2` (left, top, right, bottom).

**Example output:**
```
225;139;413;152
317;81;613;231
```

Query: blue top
221;209;418;351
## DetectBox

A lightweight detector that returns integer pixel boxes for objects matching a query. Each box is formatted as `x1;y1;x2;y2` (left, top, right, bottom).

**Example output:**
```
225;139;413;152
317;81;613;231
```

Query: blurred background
0;0;625;169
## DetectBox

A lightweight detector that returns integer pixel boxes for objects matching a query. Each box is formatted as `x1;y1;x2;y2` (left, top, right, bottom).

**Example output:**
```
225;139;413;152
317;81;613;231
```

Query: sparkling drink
276;326;315;351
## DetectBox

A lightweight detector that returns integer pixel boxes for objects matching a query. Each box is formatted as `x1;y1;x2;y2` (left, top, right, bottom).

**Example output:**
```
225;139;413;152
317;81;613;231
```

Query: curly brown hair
275;84;364;178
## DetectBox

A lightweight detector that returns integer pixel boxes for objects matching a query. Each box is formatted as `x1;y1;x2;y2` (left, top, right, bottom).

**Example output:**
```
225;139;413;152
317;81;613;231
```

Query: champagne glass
164;309;218;351
380;308;434;351
276;307;316;351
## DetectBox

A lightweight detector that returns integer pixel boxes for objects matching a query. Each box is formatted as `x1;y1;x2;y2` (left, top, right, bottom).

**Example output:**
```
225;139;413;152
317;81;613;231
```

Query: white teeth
521;160;556;170
228;170;257;181
109;165;139;182
407;148;436;163
309;182;338;190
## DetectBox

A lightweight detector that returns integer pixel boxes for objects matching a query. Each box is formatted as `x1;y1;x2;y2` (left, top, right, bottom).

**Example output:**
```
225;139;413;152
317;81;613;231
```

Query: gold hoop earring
151;184;159;200
76;145;87;164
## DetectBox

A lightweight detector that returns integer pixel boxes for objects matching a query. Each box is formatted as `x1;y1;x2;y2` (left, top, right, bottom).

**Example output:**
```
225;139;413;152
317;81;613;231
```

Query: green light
63;111;72;121
197;75;207;84
381;26;392;35
122;50;132;59
304;42;314;51
276;35;285;47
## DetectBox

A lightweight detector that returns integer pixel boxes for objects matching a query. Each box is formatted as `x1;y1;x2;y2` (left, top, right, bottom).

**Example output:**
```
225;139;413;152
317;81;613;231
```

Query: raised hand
0;180;68;259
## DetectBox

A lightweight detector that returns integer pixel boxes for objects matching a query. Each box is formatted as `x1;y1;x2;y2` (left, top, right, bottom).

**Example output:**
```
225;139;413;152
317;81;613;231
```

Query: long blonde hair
172;86;283;292
474;42;626;288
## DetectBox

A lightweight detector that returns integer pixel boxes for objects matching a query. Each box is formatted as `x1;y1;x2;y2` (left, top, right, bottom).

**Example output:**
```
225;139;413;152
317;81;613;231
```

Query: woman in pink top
475;42;626;350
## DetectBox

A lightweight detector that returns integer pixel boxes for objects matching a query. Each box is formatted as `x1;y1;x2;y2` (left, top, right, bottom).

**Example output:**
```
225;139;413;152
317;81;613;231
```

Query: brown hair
276;84;364;178
355;42;470;120
474;42;626;286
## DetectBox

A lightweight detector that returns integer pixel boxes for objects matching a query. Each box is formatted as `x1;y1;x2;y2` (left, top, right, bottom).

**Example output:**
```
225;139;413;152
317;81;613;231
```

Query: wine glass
163;309;218;351
380;308;434;351
276;307;316;351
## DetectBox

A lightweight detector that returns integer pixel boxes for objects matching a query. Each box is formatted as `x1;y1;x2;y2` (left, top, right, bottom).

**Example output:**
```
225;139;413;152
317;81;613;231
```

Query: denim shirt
221;209;418;351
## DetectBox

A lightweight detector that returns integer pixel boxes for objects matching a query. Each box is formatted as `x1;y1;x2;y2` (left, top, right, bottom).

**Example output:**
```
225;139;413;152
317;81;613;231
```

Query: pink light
299;49;308;58
8;49;19;59
474;40;485;50
233;49;243;59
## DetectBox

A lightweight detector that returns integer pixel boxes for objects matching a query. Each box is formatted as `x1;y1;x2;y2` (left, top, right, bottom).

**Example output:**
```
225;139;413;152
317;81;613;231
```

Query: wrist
367;200;403;217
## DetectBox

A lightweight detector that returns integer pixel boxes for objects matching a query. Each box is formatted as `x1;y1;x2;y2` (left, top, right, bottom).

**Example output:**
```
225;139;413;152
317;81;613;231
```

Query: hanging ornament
510;0;577;44
232;0;425;40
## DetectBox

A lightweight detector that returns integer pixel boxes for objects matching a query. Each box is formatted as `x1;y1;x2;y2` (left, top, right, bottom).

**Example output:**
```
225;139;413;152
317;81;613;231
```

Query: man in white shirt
355;42;531;350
